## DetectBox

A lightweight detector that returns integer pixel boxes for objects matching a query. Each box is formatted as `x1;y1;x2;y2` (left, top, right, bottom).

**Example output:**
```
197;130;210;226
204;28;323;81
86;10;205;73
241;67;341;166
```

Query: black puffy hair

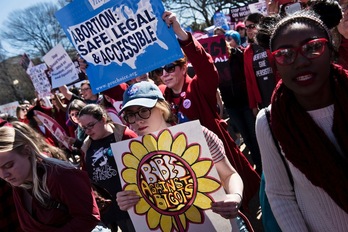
244;12;264;24
308;0;342;29
269;0;342;51
256;15;282;50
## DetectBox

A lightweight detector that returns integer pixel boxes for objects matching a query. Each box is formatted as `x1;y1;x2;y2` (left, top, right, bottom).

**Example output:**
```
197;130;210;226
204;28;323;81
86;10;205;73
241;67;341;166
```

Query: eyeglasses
123;107;152;124
272;38;328;65
81;120;99;131
80;87;91;92
153;63;178;76
245;24;256;30
70;112;78;117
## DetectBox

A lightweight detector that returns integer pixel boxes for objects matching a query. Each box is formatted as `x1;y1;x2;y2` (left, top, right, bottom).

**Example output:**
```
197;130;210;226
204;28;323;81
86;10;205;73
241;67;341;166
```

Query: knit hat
225;30;241;46
119;81;164;115
235;22;245;30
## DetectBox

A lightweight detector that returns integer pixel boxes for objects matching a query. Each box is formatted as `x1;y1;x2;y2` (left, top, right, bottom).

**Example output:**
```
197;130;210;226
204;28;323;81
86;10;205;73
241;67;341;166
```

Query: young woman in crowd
0;124;100;231
16;105;29;124
255;3;348;231
331;0;348;69
243;12;279;117
116;81;249;231
59;80;101;105
221;29;262;174
154;11;259;208
65;99;87;146
78;104;138;232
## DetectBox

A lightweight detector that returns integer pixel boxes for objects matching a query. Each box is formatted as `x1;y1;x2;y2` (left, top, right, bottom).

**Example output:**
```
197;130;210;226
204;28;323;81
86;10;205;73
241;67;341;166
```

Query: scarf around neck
271;64;348;213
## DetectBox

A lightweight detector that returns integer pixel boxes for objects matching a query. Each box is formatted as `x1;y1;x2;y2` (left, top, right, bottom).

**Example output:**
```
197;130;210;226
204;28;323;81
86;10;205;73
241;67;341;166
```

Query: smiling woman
255;1;348;231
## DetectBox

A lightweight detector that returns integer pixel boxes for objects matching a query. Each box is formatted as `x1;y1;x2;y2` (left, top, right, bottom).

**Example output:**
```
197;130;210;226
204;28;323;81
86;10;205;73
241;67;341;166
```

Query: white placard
43;43;79;88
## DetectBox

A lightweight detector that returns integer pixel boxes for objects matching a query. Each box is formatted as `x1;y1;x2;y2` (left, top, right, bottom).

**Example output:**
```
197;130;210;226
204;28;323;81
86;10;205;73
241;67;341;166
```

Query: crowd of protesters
1;0;348;231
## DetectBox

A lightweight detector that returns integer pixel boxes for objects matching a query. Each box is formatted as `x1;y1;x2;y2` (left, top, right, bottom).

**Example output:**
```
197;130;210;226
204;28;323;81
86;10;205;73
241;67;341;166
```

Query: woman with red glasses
255;2;348;231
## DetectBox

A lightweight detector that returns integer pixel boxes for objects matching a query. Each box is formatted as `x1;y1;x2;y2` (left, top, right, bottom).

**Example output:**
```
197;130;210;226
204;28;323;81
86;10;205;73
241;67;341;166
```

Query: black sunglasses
245;24;257;29
153;63;178;76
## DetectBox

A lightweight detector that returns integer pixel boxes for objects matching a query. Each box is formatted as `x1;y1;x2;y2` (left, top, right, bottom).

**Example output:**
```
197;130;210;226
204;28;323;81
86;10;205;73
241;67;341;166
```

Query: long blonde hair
0;126;74;205
11;121;67;161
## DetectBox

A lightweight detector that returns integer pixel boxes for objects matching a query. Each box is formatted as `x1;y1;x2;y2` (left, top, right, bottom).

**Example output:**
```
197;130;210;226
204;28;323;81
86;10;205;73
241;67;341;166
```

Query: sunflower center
137;151;197;215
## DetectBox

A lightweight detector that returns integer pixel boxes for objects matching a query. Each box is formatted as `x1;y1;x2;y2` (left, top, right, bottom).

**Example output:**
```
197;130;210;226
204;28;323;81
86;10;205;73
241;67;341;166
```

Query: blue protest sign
213;11;229;31
56;0;183;93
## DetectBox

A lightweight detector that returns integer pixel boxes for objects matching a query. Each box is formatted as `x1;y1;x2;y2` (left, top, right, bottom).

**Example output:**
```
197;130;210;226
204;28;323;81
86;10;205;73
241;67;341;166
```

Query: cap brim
119;98;158;115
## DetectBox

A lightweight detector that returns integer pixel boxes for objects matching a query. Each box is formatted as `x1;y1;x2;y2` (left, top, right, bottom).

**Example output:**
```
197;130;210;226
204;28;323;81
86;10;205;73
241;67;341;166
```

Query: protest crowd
1;0;348;231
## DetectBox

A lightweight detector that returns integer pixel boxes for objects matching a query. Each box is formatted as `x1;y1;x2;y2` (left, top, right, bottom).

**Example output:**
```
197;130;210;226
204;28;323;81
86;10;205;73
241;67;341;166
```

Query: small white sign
43;43;79;88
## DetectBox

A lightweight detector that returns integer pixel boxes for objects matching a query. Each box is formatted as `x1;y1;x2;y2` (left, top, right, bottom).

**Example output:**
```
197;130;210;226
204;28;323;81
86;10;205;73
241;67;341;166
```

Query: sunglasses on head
153;63;178;76
272;38;328;65
245;24;257;29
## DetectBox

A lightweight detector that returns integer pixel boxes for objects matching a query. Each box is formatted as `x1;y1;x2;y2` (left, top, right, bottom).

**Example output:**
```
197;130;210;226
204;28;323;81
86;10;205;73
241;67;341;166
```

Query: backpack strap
264;107;294;187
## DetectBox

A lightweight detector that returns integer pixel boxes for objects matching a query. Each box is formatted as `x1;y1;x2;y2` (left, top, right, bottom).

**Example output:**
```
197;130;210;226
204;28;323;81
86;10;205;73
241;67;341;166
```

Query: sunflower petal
179;212;188;229
160;215;173;232
182;145;200;165
194;192;213;209
143;134;158;152
135;197;151;214
158;130;172;151
124;184;140;193
171;134;187;156
147;208;161;229
130;141;148;160
191;160;212;177
197;177;221;193
122;153;140;169
185;205;203;223
122;168;137;183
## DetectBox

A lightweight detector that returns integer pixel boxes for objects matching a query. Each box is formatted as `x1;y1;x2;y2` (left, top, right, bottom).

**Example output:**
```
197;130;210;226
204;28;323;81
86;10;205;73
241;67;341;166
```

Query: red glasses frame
272;38;328;65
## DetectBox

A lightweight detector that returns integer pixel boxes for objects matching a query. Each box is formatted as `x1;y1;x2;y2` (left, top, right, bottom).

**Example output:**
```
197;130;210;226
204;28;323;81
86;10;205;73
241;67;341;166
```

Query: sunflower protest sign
111;120;233;231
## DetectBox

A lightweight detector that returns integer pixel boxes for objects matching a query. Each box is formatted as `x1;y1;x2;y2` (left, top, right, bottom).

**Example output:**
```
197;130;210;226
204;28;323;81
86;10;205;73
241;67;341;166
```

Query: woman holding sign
116;81;253;231
154;11;260;210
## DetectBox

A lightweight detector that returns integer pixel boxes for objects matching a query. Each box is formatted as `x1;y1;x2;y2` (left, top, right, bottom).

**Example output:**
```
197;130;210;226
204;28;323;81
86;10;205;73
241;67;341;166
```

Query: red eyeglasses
272;38;328;65
153;63;178;76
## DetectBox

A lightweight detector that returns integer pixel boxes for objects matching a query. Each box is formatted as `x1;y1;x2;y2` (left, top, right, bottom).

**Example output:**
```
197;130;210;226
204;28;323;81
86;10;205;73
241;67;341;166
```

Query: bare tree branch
0;2;72;57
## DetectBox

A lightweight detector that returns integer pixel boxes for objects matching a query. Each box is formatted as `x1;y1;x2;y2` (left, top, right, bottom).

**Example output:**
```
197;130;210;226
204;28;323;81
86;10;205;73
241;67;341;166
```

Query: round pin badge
183;99;191;109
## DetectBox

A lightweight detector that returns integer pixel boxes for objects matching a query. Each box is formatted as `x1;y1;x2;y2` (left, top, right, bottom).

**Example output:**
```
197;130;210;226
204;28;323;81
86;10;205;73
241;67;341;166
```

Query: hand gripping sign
111;120;235;232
